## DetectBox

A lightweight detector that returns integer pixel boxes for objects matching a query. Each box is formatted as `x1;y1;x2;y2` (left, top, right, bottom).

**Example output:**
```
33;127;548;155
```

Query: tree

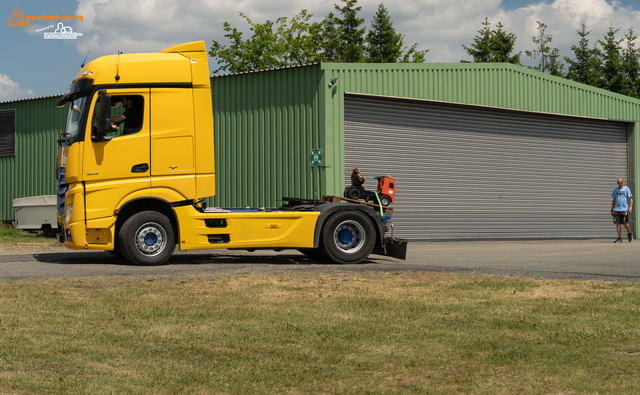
598;25;626;94
400;43;428;63
365;3;427;63
622;28;640;98
209;1;427;71
209;10;323;74
462;18;521;64
525;21;564;76
564;22;603;87
365;4;401;62
321;12;342;62
330;0;367;62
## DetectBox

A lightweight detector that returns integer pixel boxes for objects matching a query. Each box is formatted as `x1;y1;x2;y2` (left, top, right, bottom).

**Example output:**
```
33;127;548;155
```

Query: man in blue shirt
611;178;634;243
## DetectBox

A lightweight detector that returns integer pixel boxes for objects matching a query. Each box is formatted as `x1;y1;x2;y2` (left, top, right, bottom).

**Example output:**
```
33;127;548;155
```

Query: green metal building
2;62;640;240
0;96;67;223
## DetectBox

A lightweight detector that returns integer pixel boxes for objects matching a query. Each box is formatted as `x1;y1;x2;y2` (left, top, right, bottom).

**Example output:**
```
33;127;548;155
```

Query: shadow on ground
30;251;382;267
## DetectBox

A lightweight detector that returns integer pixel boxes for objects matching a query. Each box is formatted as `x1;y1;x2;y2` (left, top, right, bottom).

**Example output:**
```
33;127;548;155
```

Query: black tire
118;211;175;266
320;210;375;264
41;224;53;238
106;242;124;258
379;195;391;206
346;188;361;200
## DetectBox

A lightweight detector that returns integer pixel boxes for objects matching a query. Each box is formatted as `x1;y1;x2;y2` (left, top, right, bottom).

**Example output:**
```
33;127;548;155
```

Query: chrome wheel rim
134;222;166;257
333;220;365;254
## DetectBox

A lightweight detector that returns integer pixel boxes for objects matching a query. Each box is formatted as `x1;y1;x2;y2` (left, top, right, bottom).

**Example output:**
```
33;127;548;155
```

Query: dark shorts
613;211;629;224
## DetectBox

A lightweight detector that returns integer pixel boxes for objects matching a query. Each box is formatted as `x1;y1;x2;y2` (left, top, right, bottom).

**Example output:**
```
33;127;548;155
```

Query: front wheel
106;241;124;258
379;195;391;206
118;211;175;266
320;210;375;264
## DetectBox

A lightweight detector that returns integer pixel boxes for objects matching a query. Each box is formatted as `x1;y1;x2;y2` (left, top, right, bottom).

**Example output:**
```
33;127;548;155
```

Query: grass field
1;271;639;394
0;221;58;245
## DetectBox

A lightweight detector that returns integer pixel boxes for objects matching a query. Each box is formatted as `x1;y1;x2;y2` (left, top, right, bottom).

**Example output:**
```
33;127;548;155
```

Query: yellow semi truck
55;41;406;266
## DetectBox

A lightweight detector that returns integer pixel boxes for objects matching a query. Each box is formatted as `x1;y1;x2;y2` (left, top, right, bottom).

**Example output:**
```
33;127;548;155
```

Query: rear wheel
320;210;375;264
118;211;175;266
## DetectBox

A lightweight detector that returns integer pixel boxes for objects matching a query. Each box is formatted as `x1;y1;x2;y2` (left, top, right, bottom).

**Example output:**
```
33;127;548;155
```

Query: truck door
83;89;151;220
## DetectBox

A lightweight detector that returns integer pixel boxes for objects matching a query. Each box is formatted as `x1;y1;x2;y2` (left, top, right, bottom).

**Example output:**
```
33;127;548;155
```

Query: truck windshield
63;94;89;139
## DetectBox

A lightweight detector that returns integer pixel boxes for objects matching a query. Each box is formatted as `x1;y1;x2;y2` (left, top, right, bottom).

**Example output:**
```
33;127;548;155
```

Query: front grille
57;167;67;216
205;218;227;228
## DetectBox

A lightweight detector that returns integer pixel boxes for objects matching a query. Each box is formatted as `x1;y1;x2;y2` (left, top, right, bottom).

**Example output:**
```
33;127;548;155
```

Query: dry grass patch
1;272;640;394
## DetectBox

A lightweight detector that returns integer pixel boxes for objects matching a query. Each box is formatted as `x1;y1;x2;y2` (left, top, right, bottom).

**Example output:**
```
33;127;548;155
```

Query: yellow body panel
84;179;150;220
86;216;117;249
86;228;111;245
62;182;87;250
74;53;192;87
149;88;197;199
64;204;320;252
196;174;215;198
153;136;194;173
158;41;210;56
193;88;215;197
149;178;195;202
83;130;151;180
174;205;319;250
64;143;82;184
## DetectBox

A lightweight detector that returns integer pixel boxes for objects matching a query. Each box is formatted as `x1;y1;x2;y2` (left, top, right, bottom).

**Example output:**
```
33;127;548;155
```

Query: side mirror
98;92;112;136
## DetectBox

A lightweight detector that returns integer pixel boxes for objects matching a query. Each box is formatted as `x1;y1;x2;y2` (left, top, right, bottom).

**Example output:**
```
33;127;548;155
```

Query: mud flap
379;237;408;260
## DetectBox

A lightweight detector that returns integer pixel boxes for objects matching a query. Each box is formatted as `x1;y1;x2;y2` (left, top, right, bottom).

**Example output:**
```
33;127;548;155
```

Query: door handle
131;163;149;173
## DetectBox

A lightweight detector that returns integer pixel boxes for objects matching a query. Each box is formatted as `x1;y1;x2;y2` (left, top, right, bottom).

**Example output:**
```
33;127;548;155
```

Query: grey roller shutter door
344;94;629;240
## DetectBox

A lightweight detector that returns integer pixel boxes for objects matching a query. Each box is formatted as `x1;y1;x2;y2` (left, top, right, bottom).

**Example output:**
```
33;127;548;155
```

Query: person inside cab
93;95;143;139
109;96;141;135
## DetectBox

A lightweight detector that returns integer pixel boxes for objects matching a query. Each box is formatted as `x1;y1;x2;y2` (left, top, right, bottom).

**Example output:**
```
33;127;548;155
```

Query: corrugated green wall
318;63;640;198
4;62;640;226
0;97;67;220
209;65;325;208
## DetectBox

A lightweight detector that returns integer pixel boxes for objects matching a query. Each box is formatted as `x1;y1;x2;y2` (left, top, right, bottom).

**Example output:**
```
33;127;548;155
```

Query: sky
2;0;640;102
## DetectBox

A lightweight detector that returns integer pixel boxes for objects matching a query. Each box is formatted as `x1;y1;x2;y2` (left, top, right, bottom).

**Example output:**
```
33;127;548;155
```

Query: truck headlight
65;204;73;223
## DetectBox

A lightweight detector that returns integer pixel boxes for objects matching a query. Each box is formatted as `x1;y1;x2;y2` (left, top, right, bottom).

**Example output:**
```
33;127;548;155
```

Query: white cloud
0;74;35;101
392;0;640;66
71;0;640;70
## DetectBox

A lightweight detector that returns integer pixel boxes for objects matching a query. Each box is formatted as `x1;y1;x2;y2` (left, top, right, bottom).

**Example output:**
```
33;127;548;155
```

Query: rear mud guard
378;237;408;260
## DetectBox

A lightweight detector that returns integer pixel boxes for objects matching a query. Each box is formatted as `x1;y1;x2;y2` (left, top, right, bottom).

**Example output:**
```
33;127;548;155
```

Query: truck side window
93;95;144;137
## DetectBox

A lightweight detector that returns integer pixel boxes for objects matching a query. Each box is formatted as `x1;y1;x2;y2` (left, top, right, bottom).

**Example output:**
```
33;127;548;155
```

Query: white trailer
13;195;57;237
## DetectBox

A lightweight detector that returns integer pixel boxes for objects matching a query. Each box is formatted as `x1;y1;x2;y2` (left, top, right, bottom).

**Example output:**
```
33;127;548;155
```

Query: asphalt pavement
0;239;639;282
